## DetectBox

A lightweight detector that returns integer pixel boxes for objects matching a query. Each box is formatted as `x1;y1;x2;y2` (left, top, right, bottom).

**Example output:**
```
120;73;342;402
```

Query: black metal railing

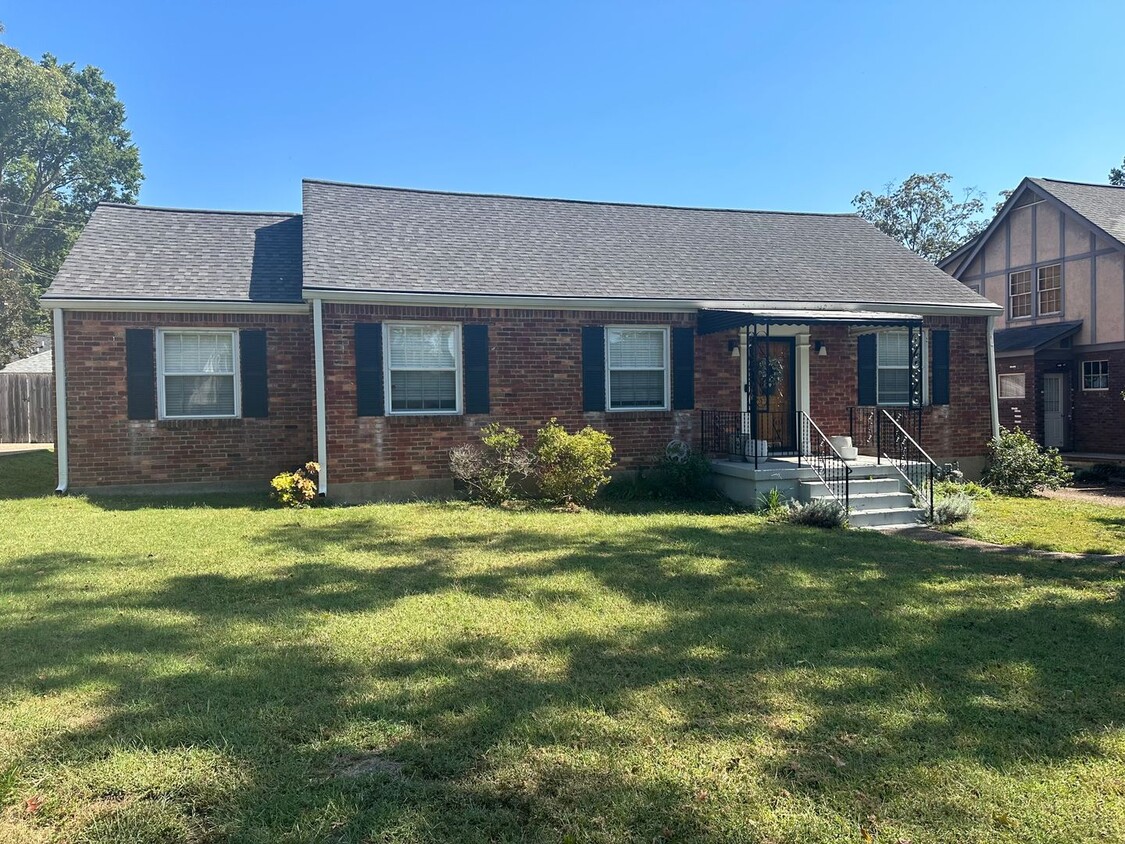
876;408;936;520
797;410;851;511
849;405;922;455
699;409;799;469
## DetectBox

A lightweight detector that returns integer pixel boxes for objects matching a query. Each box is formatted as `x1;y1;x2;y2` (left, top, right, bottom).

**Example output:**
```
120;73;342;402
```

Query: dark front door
748;337;797;452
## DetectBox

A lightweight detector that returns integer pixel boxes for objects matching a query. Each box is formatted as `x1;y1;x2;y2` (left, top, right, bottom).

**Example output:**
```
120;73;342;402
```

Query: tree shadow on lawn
2;519;1124;841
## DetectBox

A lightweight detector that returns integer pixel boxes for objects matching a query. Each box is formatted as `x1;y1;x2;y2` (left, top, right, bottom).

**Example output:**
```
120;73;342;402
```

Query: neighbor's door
1042;373;1065;448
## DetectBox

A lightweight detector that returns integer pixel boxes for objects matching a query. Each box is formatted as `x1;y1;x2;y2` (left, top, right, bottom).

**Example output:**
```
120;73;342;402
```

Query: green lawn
2;451;1125;843
945;495;1125;556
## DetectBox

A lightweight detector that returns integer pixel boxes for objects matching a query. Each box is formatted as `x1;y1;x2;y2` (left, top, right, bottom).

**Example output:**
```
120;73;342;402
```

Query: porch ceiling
696;307;924;335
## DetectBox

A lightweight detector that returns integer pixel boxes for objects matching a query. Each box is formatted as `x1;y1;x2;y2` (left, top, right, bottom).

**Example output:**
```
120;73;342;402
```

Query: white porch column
796;331;811;454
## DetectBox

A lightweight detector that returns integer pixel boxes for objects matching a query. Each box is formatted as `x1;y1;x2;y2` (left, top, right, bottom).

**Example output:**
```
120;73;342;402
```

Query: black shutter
463;324;490;414
581;326;606;412
240;330;268;417
857;333;877;406
931;329;950;406
672;326;695;410
355;323;384;416
125;328;155;420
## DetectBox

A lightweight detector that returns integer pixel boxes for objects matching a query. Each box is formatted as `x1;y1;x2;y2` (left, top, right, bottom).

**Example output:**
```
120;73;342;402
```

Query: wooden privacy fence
0;373;54;443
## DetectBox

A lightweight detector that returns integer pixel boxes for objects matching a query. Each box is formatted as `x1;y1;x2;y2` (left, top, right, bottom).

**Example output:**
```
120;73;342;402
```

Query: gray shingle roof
994;320;1082;354
302;180;995;309
1;348;52;373
1030;178;1125;246
43;204;302;303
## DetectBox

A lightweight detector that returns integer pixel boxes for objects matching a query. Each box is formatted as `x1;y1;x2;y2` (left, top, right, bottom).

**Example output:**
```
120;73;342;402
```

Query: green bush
931;491;975;525
644;444;715;500
534;419;615;505
756;486;787;518
983;427;1072;497
786;498;848;529
934;479;993;500
270;462;320;508
449;423;534;505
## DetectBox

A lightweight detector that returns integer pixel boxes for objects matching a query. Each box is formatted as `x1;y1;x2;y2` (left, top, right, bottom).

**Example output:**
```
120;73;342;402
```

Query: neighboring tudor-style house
941;178;1125;455
42;180;1001;517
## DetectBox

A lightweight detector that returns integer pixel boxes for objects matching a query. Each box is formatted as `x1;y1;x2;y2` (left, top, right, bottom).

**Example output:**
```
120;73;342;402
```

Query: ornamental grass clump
270;462;320;508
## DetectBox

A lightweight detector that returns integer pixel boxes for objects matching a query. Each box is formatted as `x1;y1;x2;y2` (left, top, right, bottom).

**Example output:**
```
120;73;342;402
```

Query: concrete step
800;477;901;498
843;491;916;512
847;506;925;529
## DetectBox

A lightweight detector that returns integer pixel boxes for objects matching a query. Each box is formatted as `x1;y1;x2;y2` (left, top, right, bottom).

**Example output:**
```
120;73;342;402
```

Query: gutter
52;308;69;493
986;315;1001;441
313;298;328;497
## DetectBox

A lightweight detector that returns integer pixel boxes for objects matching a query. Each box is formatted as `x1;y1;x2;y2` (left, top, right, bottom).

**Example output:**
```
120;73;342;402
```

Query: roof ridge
301;178;859;219
97;202;299;218
1032;177;1125;191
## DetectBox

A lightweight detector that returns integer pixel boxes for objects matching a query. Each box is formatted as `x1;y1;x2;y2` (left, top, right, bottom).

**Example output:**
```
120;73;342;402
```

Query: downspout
52;307;69;493
986;315;1000;441
313;297;329;497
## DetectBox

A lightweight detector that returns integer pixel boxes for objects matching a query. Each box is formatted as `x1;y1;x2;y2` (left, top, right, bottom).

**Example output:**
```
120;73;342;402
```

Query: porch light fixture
815;341;827;357
728;339;740;358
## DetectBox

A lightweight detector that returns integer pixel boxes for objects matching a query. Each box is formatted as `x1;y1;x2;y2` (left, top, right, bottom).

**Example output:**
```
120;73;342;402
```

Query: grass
1;450;1124;842
945;494;1125;555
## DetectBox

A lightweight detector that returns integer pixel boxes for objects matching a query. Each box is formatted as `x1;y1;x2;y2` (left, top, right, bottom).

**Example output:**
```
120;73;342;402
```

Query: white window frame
1008;269;1033;320
1082;360;1109;391
998;373;1026;399
875;329;929;407
155;328;241;420
605;326;671;412
1037;263;1062;316
383;321;463;416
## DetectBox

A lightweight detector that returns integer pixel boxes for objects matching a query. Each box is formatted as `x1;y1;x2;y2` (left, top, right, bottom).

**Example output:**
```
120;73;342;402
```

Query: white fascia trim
986;315;1001;441
52;308;68;493
313;299;328;496
302;288;1003;317
41;299;309;315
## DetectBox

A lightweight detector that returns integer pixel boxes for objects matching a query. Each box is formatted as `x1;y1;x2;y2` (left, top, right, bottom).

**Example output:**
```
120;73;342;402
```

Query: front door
747;337;796;452
1042;373;1065;448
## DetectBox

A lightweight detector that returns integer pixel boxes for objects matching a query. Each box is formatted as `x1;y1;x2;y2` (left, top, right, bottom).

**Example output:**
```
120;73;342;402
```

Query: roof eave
40;297;309;314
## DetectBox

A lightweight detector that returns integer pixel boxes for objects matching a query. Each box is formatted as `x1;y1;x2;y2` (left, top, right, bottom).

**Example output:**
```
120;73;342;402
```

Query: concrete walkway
887;523;1124;563
0;443;52;456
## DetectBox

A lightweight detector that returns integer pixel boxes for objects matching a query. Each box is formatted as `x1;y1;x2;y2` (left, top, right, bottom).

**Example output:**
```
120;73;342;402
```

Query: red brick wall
323;303;716;484
806;316;993;459
1072;349;1125;453
63;311;313;488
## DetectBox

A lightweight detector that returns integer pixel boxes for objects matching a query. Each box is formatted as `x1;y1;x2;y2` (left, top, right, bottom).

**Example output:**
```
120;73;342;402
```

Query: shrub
1073;463;1124;484
931;491;975;525
934;479;993;500
644;442;715;500
534;419;615;505
756;486;787;517
449;423;534;504
983;427;1072;497
270;462;320;508
786;498;848;529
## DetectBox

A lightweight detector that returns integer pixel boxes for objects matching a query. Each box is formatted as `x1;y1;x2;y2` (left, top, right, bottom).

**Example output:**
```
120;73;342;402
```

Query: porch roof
696;307;924;335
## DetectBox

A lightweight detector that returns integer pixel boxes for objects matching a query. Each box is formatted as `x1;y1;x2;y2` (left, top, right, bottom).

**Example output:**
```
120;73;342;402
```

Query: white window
384;323;462;414
157;329;240;419
998;373;1025;399
876;330;927;406
606;327;669;411
1082;360;1109;391
1037;264;1062;315
1009;270;1032;319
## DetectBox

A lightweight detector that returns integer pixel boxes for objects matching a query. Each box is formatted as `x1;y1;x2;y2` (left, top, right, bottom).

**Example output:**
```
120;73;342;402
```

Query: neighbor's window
385;323;461;413
876;330;927;406
1082;360;1109;391
157;330;239;418
1009;270;1032;318
606;327;669;410
1037;264;1062;315
998;373;1026;399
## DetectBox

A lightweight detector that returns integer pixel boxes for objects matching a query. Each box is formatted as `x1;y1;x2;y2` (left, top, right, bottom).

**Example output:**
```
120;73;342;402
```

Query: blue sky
4;1;1124;214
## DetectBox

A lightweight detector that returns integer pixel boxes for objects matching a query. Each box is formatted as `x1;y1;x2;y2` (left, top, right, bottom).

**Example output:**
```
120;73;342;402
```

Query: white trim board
41;299;309;314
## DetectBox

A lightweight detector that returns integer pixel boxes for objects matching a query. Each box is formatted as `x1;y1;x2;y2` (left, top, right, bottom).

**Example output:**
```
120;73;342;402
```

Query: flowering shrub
270;462;320;508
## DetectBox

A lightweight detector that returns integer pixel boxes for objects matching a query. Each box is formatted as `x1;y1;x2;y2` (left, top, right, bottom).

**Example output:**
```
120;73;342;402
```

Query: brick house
941;178;1125;455
43;180;1001;519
